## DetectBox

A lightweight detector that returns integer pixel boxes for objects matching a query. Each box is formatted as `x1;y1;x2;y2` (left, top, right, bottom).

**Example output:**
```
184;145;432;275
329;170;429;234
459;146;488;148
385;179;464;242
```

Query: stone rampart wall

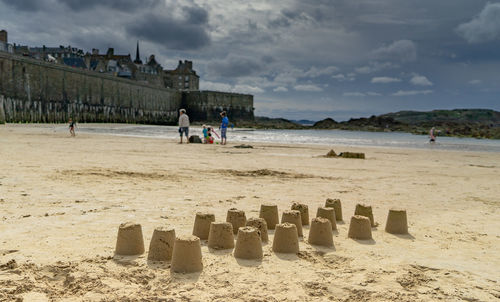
0;52;254;124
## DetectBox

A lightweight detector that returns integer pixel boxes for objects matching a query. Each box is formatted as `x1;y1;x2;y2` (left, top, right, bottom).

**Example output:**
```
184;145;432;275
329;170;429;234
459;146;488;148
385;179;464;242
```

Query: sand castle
114;203;408;270
207;222;235;250
354;204;375;227
291;202;309;225
348;215;372;240
193;213;216;240
115;222;145;256
308;217;334;247
281;210;303;237
226;208;247;234
385;209;408;234
316;207;337;230
259;204;279;230
171;235;203;273
246;218;268;242
147;227;175;261
272;223;299;253
325;198;343;221
234;227;263;259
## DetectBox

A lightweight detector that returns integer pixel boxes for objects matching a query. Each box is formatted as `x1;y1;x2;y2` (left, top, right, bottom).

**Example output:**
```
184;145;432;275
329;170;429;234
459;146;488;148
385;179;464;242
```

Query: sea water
63;124;500;153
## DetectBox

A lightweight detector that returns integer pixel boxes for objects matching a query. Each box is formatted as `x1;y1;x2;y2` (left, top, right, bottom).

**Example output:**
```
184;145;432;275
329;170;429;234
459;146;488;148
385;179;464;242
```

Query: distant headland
238;109;500;139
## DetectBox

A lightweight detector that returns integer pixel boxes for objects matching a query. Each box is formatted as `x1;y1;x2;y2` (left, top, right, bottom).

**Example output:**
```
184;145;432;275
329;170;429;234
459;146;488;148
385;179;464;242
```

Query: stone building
0;30;13;53
132;42;163;86
85;48;135;78
163;60;200;90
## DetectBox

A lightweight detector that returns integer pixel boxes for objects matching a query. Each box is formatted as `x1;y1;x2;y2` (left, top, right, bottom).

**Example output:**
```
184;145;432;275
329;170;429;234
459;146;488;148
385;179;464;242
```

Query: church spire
134;40;142;64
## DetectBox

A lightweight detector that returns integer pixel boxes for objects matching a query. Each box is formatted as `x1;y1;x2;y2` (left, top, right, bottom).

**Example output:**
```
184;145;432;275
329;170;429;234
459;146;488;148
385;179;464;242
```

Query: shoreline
0;124;499;301
3;123;498;154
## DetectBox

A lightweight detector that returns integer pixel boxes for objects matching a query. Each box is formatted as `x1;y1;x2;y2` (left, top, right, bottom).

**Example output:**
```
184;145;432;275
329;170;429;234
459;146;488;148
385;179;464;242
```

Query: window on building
178;76;182;80
185;76;189;81
184;82;189;88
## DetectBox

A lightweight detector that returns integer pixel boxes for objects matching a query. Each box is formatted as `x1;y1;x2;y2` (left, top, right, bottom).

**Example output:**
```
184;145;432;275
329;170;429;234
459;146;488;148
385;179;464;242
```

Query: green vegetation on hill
312;109;500;139
232;109;500;139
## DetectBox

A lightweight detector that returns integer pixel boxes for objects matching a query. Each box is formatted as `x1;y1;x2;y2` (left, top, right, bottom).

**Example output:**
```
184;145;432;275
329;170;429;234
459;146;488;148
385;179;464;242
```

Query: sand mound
385;209;408;234
325;198;343;221
291;202;309;225
234;227;263;259
193;213;215;240
272;223;299;253
354;204;375;227
308;217;333;247
281;210;303;237
316;207;337;230
171;235;203;273
348;215;372;240
207;222;235;250
114;222;145;256
147;227;175;261
226;208;247;234
246;217;268;242
259;204;279;230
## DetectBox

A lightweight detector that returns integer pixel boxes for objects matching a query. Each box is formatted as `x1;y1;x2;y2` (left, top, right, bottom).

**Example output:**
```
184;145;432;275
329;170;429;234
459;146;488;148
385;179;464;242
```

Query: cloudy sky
1;0;499;121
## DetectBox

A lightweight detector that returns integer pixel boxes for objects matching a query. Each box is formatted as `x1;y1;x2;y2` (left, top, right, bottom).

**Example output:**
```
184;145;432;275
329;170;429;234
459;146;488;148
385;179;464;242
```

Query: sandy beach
0;124;499;301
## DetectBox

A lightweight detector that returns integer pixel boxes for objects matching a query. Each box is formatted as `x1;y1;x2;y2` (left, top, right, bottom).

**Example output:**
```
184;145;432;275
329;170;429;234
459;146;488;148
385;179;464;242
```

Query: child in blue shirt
220;111;229;145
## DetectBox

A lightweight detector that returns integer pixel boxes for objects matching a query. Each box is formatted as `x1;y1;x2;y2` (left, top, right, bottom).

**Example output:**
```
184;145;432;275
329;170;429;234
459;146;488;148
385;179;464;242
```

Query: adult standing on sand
220;111;229;145
429;127;436;143
178;109;190;144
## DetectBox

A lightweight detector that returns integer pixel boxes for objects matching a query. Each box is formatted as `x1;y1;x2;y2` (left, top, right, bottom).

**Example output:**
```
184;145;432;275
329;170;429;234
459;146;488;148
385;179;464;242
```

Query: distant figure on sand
220;111;229;145
202;125;208;144
69;118;76;137
178;109;190;144
429;127;436;143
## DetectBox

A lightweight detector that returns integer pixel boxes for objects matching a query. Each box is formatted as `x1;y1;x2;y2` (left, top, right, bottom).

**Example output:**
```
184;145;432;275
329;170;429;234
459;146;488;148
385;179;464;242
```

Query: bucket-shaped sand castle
308;217;333;247
291;202;309;226
259;204;279;230
115;222;145;255
148;227;175;261
171;235;203;273
208;222;235;250
226;208;247;235
193;213;215;240
272;223;299;253
316;207;337;230
385;209;408;234
234;227;263;259
246;217;268;242
281;210;303;237
325;198;343;221
354;204;375;227
348;215;372;240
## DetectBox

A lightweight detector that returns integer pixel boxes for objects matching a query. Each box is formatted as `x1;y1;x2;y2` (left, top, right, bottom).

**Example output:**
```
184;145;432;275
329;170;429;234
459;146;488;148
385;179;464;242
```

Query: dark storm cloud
207;55;266;78
56;0;161;12
0;0;46;12
183;5;209;25
1;0;499;120
0;0;161;12
125;7;211;51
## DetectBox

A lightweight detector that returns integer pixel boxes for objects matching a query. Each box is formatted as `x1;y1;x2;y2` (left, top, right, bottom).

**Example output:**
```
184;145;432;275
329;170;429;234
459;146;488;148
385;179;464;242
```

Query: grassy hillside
312;109;500;139
380;109;500;125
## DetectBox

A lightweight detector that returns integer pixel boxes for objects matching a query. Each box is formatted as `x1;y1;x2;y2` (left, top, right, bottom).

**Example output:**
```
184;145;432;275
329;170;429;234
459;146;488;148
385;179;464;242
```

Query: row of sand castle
114;199;409;273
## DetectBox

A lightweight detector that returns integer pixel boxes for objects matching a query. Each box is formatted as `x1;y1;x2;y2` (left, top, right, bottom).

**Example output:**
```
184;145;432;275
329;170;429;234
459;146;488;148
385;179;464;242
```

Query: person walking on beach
220;111;229;145
429;127;436;143
69;118;76;137
178;109;190;144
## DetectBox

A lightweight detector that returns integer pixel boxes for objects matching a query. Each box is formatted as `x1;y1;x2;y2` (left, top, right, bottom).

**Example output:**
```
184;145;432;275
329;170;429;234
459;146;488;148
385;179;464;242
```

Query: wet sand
0;124;499;301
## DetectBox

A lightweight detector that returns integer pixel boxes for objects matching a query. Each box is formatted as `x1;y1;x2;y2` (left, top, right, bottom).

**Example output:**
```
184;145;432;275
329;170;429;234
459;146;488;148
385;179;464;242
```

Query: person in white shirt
178;109;190;144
